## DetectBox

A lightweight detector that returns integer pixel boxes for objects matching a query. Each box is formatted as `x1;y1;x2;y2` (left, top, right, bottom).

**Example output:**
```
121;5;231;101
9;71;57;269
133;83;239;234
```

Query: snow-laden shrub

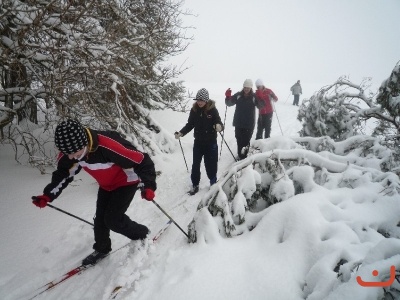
298;77;373;141
376;63;400;125
297;64;400;177
295;135;400;174
188;136;400;242
188;135;400;298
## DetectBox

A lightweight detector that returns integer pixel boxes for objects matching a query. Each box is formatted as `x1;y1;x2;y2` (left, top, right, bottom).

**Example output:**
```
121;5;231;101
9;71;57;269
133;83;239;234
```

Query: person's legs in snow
85;185;148;265
264;113;273;139
190;141;204;194
204;141;218;186
255;116;263;140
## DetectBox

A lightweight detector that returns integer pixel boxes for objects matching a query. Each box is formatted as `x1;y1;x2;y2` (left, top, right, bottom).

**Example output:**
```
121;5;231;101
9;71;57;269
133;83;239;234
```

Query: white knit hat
255;79;264;87
243;79;253;88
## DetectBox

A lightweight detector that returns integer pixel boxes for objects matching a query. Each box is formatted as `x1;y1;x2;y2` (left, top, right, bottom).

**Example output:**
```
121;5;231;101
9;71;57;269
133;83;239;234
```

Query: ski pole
284;93;291;104
152;200;191;240
47;203;94;226
177;138;189;173
271;99;284;136
218;132;237;162
219;105;228;159
138;184;191;241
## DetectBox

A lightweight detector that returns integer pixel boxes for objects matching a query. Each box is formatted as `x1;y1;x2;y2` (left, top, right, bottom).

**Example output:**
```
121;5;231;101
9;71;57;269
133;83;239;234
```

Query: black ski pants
93;184;149;253
256;113;273;140
191;140;218;186
235;127;253;160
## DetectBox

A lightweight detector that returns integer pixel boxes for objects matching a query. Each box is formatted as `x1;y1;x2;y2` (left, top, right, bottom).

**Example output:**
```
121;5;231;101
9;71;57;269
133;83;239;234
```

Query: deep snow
1;84;400;300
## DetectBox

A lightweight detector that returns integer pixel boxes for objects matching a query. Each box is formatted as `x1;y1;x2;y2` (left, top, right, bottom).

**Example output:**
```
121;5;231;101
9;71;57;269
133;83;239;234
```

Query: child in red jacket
32;119;156;265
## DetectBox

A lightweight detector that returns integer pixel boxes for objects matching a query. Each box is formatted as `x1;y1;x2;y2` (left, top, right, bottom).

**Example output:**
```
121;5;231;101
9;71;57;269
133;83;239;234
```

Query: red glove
225;88;232;98
32;195;51;208
141;188;155;201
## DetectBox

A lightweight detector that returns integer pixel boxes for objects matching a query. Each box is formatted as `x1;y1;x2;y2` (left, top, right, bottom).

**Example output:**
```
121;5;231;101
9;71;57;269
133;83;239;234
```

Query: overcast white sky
173;0;400;99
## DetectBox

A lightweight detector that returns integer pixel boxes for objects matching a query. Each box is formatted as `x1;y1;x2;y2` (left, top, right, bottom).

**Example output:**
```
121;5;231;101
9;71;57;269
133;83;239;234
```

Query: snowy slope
1;86;400;300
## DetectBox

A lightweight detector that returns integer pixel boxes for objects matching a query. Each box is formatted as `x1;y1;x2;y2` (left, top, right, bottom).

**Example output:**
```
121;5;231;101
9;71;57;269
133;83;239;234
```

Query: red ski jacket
256;88;278;115
43;128;156;200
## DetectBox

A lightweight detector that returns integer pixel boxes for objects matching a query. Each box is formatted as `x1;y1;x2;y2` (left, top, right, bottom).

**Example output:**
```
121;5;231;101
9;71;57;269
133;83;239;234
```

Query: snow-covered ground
1;85;400;300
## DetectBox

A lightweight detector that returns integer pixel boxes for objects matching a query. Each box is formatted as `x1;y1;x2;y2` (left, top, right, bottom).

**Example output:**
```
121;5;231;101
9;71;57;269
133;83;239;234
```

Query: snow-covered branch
189;136;400;242
298;74;398;142
1;0;191;163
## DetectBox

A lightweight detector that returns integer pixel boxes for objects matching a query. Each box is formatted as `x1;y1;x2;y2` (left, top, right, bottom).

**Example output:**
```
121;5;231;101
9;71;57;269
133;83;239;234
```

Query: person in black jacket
32;119;157;265
175;88;224;195
225;79;265;159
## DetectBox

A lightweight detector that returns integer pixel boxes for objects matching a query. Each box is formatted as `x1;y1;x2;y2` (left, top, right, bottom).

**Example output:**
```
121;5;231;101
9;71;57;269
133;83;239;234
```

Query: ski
29;264;90;300
28;243;129;300
108;220;173;299
29;220;173;300
152;219;173;242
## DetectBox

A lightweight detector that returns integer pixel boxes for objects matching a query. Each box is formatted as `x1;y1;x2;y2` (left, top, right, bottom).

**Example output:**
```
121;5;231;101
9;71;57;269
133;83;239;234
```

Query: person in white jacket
290;80;302;106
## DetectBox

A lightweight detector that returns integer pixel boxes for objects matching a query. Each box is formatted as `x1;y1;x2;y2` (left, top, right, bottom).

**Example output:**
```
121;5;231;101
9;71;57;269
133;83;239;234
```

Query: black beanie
54;119;88;154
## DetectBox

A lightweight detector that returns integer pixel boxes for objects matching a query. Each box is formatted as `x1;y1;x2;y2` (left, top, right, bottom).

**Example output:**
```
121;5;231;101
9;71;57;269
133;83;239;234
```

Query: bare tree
0;0;192;164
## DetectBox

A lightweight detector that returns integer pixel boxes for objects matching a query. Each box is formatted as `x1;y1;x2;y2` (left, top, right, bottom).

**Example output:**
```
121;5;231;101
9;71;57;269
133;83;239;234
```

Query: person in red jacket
254;79;278;140
32;119;157;265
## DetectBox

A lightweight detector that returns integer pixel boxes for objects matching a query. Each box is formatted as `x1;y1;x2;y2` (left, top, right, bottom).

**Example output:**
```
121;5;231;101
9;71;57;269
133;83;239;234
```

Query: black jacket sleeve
179;109;195;136
132;153;157;191
225;92;240;107
212;107;224;128
43;154;82;201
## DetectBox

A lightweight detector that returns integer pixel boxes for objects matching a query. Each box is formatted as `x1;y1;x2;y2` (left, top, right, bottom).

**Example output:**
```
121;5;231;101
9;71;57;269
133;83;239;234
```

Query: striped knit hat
54;119;88;154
